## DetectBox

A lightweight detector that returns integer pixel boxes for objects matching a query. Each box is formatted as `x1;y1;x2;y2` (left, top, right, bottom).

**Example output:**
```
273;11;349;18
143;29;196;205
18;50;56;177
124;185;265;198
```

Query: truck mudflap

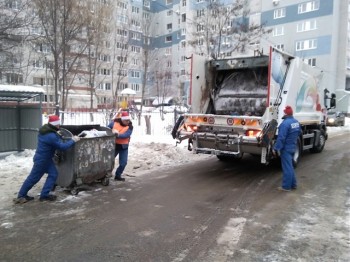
257;119;278;147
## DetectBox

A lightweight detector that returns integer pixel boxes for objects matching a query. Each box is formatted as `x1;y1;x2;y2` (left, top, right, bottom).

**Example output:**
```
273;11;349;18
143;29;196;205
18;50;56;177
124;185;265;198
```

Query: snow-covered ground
0;112;209;210
0;116;349;212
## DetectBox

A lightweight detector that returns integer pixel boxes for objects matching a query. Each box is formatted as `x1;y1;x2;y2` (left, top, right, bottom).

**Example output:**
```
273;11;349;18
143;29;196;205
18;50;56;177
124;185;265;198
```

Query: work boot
13;195;35;204
39;194;57;202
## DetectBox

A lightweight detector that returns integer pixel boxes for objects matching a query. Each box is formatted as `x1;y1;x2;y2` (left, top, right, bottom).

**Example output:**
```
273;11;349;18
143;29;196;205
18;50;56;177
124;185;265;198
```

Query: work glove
72;136;80;142
272;149;280;157
112;129;119;135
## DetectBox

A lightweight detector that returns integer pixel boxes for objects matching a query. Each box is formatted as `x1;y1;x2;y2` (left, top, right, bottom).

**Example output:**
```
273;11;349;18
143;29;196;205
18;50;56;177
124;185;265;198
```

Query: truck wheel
293;137;301;168
310;130;326;153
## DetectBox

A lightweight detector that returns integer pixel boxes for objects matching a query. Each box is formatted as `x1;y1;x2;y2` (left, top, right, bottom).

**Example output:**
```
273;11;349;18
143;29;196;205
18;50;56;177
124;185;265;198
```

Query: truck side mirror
330;93;336;108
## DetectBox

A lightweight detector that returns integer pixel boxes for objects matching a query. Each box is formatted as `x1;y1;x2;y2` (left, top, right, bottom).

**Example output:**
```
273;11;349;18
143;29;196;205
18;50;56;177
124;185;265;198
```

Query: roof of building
0;85;44;102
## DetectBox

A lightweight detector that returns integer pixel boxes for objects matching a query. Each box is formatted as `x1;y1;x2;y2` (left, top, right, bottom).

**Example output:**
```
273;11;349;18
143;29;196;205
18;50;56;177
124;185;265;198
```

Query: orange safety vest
113;122;130;144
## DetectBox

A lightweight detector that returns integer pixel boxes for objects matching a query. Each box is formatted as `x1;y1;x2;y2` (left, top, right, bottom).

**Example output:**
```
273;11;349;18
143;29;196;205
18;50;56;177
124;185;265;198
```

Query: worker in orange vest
108;111;133;181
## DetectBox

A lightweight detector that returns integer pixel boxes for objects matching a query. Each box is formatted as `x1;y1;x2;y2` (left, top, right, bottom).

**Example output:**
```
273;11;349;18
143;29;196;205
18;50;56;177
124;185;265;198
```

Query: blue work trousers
115;147;128;178
280;150;297;190
18;159;58;198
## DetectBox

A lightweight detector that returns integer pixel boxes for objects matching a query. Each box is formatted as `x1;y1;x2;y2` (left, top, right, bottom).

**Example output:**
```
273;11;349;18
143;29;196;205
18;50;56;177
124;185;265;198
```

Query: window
131;84;140;91
117;56;127;62
306;58;316;67
117;29;128;37
36;43;50;53
167;23;172;30
167;10;173;16
165;48;172;55
180;69;186;76
144;0;150;8
144;37;150;45
274;8;286;19
132;58;139;65
131;32;141;40
130;70;140;78
165;35;172;42
197;9;205;17
131;46;141;53
118;83;128;90
7;73;23;84
105;83;111;90
117;1;127;9
297;20;317;32
166;0;172;4
298;1;319;14
273;26;284;36
32;60;41;69
98;54;111;62
296;39;317;51
181;14;186;22
274;44;284;51
6;0;20;10
99;68;111;75
181;41;186;48
167;61;172;67
118;69;127;76
103;41;111;48
132;6;139;13
182;0;186;7
117;42;128;49
196;24;204;32
131;19;141;28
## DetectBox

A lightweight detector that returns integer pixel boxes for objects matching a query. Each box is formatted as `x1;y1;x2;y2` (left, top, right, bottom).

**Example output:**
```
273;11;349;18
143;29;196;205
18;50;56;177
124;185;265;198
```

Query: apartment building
151;0;349;112
259;0;349;112
1;0;349;112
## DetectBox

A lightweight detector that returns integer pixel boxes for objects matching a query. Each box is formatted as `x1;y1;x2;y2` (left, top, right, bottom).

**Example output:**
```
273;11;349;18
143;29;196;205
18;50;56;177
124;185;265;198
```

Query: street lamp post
185;55;193;105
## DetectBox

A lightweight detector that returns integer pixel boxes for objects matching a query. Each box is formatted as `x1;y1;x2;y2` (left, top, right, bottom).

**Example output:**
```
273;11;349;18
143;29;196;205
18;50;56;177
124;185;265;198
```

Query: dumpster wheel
70;188;79;195
101;177;110;186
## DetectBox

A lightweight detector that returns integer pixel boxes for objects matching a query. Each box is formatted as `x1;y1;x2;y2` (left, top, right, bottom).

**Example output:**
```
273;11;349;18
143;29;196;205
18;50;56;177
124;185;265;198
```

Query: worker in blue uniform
14;115;80;203
273;105;302;192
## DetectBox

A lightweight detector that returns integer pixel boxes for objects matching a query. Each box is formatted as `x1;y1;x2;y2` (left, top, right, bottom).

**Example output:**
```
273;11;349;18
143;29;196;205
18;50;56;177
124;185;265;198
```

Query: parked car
326;111;346;126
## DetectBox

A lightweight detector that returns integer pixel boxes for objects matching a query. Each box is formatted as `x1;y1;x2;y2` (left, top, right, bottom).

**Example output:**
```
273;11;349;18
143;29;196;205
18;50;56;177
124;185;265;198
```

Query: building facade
0;0;349;113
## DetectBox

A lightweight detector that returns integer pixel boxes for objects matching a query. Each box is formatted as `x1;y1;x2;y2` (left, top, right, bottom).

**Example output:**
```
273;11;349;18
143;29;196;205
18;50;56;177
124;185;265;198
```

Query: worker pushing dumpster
54;125;115;195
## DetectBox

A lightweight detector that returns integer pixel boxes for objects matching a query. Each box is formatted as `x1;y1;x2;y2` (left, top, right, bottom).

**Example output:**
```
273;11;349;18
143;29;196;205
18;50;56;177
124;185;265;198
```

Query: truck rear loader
173;47;336;165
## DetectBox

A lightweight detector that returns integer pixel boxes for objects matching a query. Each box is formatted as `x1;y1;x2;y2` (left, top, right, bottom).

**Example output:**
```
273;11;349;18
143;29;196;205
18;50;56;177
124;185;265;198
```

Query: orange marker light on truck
186;125;198;132
245;130;262;137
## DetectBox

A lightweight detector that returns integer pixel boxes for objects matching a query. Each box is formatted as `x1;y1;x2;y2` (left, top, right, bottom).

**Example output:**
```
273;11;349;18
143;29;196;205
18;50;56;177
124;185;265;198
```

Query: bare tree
0;0;35;83
110;7;132;111
138;11;161;130
81;0;114;121
188;0;270;59
32;0;92;116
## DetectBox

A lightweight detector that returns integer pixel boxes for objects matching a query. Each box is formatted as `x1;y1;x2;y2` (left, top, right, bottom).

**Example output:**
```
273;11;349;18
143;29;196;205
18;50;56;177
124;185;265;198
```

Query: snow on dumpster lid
0;84;45;102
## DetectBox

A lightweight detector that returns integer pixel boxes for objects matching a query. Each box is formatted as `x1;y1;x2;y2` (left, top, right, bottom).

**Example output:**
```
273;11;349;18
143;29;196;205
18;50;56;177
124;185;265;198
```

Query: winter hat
121;111;130;121
48;115;61;126
283;105;293;116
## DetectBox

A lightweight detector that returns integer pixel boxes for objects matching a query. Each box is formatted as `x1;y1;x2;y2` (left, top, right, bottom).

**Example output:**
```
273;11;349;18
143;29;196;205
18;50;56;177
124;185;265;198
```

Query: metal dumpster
55;125;115;194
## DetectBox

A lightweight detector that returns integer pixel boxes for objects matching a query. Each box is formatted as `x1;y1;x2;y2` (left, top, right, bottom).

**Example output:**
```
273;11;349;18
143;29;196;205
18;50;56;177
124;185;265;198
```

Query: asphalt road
1;132;349;262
